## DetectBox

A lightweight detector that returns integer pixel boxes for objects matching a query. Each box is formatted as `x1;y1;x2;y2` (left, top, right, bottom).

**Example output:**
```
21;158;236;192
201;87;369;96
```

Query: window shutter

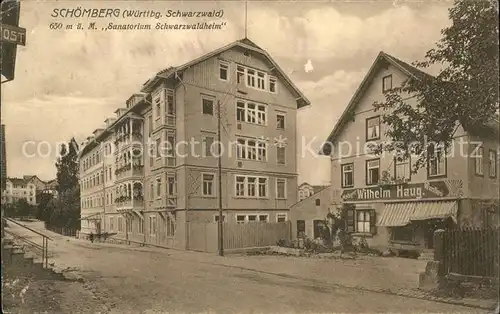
370;209;377;235
345;207;355;233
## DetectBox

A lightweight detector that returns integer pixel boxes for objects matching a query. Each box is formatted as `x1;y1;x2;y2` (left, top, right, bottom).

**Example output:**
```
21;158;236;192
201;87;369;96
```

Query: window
166;215;175;237
156;176;161;198
276;178;286;199
148;115;153;135
356;211;370;233
394;155;411;180
167;174;176;196
138;218;144;234
428;143;446;177
236;66;245;84
155;138;161;159
219;60;229;81
126;218;132;233
341;163;354;188
276;213;287;223
297;220;306;237
366;116;380;141
202;173;215;197
269;76;277;93
203;136;215;157
366;159;380;185
382;75;392;92
118;216;123;232
277;147;285;164
236;215;245;224
214;214;227;223
236;214;268;224
236;100;267;126
489;149;497;178
236;138;267;161
166;132;175;158
235;175;268;198
276;114;285;129
257;72;266;90
246;69;256;88
109;217;115;231
166;90;175;116
474;144;484;176
149;216;157;235
315;199;320;206
154;94;161;120
391;225;414;242
202;97;214;115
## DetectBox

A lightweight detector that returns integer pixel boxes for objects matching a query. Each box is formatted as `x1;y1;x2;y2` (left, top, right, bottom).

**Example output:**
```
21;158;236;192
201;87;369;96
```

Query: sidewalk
7;220;498;311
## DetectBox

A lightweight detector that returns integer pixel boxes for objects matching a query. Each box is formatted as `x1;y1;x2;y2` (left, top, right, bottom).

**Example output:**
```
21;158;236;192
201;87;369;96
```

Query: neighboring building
23;175;47;192
318;51;499;254
298;182;329;202
2;177;37;205
1;124;6;192
78;38;310;249
290;185;333;240
42;179;59;199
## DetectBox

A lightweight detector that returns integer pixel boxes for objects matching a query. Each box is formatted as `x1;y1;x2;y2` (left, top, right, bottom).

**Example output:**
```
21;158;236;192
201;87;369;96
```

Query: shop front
341;179;464;254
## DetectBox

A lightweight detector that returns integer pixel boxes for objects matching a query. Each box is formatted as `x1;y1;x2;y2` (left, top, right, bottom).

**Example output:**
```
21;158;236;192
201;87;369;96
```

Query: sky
1;0;452;183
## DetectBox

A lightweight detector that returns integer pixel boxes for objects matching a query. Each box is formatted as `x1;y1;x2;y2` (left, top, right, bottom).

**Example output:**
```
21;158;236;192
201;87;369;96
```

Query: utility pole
217;100;224;256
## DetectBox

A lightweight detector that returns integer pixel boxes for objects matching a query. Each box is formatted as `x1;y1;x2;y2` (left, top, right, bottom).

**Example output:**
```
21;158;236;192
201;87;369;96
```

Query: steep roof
320;51;499;155
141;37;310;109
7;177;27;186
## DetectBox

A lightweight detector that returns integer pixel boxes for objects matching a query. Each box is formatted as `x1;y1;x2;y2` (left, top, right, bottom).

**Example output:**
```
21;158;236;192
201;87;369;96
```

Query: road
6;221;490;314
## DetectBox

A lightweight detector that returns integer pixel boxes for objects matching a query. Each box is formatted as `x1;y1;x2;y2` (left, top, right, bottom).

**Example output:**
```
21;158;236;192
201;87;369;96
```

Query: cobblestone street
3;221;495;314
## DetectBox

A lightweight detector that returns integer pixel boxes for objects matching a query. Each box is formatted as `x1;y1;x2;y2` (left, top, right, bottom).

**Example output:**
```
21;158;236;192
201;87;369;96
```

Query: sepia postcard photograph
1;0;499;313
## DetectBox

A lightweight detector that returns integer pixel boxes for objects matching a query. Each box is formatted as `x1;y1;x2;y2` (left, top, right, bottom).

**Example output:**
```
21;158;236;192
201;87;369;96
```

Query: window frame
202;135;215;157
365;116;381;141
276;113;285;130
236;137;267;162
234;175;269;199
201;95;215;116
235;99;267;126
275;178;287;199
213;214;227;223
489;149;497;178
219;60;229;81
382;74;393;93
201;172;216;197
156;176;162;199
341;163;354;188
269;76;277;93
427;143;447;179
277;146;286;165
235;213;269;224
474;144;484;176
394;154;411;181
365;158;380;186
276;213;287;223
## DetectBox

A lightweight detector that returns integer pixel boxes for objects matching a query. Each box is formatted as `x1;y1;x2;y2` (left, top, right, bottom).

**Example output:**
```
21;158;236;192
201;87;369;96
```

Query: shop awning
377;201;458;227
410;201;458;223
377;202;414;226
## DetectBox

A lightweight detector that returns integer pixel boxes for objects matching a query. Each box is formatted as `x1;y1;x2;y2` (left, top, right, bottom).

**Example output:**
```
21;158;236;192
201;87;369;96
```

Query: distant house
2;177;38;205
42;179;59;199
24;175;47;192
298;182;329;202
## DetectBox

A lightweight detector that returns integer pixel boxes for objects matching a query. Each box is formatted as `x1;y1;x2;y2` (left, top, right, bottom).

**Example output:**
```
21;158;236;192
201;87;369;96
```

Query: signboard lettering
0;24;26;46
341;180;463;201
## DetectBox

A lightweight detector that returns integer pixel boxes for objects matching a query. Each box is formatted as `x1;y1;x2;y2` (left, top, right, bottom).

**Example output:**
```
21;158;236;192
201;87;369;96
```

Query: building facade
318;52;499;254
78;38;310;249
2;177;37;205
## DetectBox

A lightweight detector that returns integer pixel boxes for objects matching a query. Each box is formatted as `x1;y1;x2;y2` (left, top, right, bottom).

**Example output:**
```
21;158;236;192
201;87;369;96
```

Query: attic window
382;75;392;92
269;76;277;93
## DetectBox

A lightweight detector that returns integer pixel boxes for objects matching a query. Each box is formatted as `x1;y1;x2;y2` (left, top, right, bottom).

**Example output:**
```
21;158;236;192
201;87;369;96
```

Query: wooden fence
45;222;78;237
441;227;499;278
187;221;292;253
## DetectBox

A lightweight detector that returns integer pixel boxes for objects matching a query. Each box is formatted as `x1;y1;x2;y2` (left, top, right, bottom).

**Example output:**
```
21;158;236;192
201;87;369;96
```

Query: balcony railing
115;164;144;180
114;132;143;146
115;196;144;209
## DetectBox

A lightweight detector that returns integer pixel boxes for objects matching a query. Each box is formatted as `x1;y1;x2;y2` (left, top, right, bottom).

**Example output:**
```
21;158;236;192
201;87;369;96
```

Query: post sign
1;23;26;45
341;180;464;201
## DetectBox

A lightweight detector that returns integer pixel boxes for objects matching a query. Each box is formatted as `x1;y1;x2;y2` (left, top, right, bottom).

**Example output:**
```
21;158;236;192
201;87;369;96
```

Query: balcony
115;132;143;149
115;195;144;210
115;164;144;181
